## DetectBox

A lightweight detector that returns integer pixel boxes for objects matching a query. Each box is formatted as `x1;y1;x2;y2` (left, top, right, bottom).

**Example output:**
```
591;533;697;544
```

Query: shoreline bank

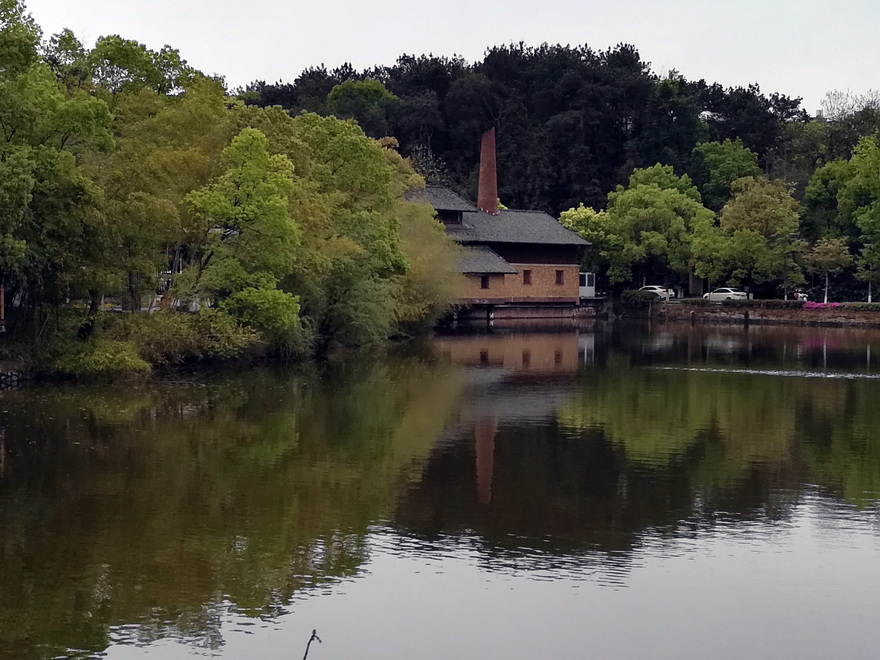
648;301;880;328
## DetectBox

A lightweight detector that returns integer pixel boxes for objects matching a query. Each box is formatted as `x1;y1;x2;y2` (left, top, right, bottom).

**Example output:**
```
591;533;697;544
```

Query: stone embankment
0;362;28;389
654;302;880;328
0;371;25;388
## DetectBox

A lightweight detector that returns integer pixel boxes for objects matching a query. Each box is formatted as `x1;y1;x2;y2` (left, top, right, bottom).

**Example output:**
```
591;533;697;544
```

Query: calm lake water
3;323;880;659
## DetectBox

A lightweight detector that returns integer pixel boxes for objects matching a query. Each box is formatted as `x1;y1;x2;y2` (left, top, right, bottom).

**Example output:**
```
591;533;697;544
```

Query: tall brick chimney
477;128;499;215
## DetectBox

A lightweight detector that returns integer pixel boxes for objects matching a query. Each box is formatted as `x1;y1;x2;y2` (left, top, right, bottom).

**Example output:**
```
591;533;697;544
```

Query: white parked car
703;287;747;301
639;285;675;299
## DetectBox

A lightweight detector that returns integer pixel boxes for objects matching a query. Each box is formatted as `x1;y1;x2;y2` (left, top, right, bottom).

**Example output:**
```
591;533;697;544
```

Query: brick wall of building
460;264;580;304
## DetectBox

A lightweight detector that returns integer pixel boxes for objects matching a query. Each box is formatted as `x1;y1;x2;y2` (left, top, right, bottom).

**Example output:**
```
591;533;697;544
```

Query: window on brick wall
523;269;532;285
555;270;564;285
480;275;490;289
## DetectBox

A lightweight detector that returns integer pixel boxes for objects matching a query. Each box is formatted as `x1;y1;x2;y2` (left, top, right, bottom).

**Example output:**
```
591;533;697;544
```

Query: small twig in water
303;629;322;660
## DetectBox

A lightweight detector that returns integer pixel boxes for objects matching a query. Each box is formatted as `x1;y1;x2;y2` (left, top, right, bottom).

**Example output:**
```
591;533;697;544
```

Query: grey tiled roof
446;209;590;246
404;185;476;212
458;246;518;274
404;185;589;247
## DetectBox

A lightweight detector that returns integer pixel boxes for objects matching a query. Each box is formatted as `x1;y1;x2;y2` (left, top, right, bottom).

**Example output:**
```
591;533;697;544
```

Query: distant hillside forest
244;45;852;213
244;46;880;299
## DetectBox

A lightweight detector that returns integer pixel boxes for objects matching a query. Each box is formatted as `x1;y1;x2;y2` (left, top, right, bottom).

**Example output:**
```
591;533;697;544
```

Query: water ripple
654;366;880;379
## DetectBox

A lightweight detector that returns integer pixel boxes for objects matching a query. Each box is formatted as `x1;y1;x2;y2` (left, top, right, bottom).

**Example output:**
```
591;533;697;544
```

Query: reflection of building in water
435;331;582;373
433;331;600;505
394;391;649;581
578;332;595;364
426;332;588;537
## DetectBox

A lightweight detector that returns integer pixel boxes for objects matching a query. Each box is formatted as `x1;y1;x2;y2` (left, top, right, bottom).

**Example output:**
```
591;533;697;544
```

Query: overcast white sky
25;0;879;113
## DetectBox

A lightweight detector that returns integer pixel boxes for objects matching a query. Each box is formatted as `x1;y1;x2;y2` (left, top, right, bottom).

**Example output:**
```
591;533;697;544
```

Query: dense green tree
600;165;713;285
840;136;880;238
0;5;117;331
0;0;40;77
626;163;702;201
818;90;880;161
0;8;460;365
800;136;880;300
229;103;459;346
695;177;802;292
281;113;414;347
698;83;808;164
80;76;230;312
87;35;193;102
806;237;852;303
41;28;88;90
181;127;299;297
326;78;397;138
692;138;761;210
559;203;610;273
625;72;706;176
803;159;855;242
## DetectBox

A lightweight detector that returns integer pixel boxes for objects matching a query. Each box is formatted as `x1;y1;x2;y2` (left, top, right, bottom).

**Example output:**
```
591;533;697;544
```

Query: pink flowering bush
803;301;841;309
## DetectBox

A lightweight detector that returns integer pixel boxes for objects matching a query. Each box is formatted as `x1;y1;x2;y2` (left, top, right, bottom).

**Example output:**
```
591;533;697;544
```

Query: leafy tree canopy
599;165;713;283
695;177;801;290
693;138;760;210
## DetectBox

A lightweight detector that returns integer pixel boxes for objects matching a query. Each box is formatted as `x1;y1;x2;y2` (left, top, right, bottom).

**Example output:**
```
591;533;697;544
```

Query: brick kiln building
407;129;589;315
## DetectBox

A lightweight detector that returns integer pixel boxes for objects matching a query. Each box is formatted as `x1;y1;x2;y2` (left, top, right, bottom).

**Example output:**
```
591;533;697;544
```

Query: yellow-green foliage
102;310;259;365
221;287;312;357
393;193;463;330
0;8;459;356
52;339;150;378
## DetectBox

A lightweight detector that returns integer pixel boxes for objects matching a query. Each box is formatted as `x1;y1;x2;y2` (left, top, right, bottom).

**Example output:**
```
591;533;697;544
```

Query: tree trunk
123;272;142;312
824;272;829;304
88;290;101;315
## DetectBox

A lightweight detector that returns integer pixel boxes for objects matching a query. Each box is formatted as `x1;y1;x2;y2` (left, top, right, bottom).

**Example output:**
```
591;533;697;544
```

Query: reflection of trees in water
561;356;880;507
795;379;880;505
616;321;880;374
393;418;800;583
0;357;463;659
4;328;880;657
395;335;880;582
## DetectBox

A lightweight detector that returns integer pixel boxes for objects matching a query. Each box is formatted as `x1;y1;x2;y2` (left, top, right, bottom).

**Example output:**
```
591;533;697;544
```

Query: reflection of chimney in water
475;417;497;504
477;128;499;215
